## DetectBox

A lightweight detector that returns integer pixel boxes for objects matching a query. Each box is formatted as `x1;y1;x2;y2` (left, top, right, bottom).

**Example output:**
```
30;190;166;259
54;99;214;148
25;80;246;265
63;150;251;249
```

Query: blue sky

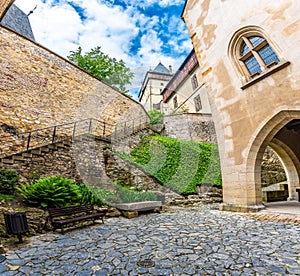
14;0;192;99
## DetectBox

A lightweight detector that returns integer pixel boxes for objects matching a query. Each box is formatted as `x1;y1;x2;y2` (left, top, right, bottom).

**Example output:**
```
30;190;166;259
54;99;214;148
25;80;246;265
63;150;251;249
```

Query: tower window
194;95;202;112
173;96;178;109
191;74;198;90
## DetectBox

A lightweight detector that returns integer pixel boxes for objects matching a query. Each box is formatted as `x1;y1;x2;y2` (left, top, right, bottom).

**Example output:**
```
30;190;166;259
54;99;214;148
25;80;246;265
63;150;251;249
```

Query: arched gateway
182;0;300;211
245;111;300;206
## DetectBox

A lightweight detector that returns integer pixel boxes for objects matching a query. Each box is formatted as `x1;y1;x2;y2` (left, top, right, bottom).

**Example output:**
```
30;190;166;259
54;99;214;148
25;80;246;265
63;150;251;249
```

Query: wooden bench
48;205;107;233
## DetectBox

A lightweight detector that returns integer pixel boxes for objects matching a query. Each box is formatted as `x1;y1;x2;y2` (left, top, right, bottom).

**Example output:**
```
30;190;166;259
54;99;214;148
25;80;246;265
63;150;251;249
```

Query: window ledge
241;61;290;90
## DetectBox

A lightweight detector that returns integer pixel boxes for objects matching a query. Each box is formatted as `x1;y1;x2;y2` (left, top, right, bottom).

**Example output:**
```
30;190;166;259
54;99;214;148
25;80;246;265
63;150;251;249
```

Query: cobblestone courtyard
1;205;300;275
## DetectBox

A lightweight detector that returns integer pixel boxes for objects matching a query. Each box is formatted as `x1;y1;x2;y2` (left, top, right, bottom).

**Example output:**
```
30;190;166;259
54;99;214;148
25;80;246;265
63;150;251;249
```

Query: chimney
169;65;173;74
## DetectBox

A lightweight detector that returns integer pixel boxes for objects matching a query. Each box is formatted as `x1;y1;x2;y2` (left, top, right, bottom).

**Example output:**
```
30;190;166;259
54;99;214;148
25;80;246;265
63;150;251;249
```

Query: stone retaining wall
163;113;217;143
0;133;167;194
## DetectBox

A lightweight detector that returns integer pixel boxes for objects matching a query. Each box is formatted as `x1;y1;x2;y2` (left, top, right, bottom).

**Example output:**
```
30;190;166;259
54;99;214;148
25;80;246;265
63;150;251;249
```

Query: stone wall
163;113;217;143
0;0;14;21
0;25;148;152
104;148;170;193
0;139;81;183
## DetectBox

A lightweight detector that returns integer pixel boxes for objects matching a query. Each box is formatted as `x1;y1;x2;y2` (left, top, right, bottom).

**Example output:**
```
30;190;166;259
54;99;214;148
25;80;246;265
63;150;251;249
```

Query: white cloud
13;0;192;97
122;0;183;9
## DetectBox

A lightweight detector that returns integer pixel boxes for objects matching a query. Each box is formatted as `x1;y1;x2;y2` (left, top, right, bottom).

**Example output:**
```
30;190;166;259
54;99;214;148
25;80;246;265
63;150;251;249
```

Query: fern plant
17;176;81;209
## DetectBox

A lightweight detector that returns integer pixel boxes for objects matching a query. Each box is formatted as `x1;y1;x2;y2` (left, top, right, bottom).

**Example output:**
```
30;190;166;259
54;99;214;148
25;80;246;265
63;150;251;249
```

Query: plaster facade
163;113;216;144
182;0;300;211
162;49;211;115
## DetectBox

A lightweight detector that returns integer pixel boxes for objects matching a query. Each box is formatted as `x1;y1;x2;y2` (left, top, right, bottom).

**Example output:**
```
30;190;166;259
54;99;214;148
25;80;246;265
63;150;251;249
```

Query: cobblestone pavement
1;205;300;276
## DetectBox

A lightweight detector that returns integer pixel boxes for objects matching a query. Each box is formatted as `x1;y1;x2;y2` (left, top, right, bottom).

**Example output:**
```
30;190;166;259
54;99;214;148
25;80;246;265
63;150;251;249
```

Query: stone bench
113;201;162;218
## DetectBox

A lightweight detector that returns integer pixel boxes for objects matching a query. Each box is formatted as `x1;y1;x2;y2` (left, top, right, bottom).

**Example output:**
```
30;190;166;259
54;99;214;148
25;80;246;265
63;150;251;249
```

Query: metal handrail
112;116;150;140
0;118;114;158
0;116;151;158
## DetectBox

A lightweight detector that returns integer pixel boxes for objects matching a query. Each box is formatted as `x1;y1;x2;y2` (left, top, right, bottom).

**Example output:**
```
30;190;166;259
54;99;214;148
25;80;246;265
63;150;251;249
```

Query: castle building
182;0;300;211
138;62;173;112
161;49;211;115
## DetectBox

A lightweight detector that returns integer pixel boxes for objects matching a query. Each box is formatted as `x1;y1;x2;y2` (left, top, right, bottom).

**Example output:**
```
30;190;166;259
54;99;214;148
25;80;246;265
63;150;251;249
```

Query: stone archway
246;110;300;207
269;139;300;201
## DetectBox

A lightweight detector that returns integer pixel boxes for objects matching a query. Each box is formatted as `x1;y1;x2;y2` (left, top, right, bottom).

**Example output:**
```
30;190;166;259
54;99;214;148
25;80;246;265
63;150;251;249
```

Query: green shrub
148;109;164;125
129;135;222;195
95;188;116;203
113;184;157;203
76;183;107;206
0;193;17;201
93;185;157;204
0;169;19;194
17;176;81;209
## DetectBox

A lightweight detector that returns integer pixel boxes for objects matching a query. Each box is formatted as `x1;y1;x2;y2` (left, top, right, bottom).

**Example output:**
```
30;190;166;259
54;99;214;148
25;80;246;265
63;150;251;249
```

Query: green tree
67;46;134;94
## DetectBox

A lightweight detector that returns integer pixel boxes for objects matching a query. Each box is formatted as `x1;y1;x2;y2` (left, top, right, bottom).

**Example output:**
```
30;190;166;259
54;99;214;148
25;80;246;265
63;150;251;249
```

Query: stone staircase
0;117;153;183
0;139;72;168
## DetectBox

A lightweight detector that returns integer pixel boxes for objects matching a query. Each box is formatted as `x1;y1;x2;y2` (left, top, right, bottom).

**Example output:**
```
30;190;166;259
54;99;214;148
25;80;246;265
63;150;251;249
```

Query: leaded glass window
191;74;198;90
258;44;280;65
244;56;261;75
241;42;250;56
173;96;178;109
249;36;264;47
240;35;280;77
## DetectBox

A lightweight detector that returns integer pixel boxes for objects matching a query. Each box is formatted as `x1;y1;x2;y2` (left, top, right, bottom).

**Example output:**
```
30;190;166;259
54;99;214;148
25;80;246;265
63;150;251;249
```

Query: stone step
40;146;50;153
2;158;14;164
48;144;57;150
31;149;42;155
113;201;162;212
13;155;24;161
56;142;66;148
22;153;32;158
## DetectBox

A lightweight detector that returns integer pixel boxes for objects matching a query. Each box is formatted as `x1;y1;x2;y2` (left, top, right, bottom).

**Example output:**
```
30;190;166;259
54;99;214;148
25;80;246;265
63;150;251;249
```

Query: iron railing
0;116;151;158
0;118;114;158
112;116;150;140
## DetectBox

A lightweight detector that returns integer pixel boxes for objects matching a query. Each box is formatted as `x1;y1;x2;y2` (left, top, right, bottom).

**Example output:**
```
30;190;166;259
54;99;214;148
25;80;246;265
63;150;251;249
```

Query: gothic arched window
228;26;290;89
239;35;280;77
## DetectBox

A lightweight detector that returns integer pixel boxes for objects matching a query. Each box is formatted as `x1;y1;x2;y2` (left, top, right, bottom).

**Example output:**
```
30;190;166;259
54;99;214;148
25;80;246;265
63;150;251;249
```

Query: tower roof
151;62;171;75
1;4;35;41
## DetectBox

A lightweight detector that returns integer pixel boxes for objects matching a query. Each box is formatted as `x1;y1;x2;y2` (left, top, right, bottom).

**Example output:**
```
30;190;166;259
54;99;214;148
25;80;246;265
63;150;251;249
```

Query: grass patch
95;185;157;204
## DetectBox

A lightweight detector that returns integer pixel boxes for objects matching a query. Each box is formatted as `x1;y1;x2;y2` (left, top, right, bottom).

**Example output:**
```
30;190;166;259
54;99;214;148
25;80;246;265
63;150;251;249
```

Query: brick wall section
163;113;217;143
0;25;147;141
